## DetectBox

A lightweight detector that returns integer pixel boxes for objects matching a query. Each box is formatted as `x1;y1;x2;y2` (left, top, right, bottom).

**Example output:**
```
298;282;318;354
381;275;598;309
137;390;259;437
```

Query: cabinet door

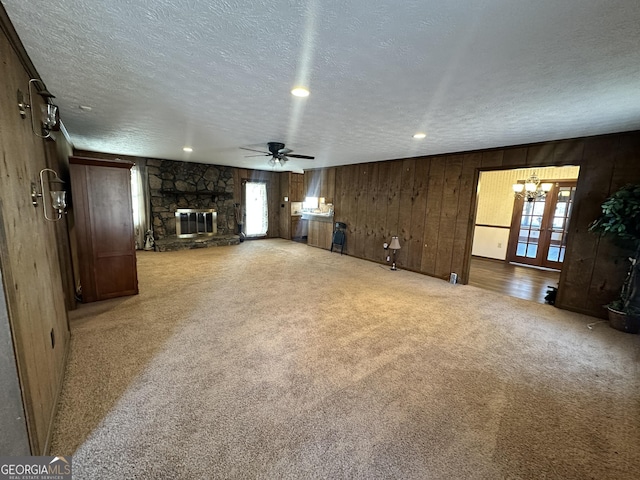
308;220;332;249
291;174;304;201
89;166;138;299
320;221;333;249
70;159;138;302
291;218;300;238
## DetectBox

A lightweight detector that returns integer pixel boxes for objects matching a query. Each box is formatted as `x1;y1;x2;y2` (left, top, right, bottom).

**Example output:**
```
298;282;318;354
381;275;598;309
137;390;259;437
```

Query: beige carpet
51;239;640;479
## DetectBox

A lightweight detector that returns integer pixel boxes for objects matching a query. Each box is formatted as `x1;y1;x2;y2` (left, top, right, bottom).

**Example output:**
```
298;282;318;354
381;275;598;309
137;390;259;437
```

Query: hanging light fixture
512;173;553;202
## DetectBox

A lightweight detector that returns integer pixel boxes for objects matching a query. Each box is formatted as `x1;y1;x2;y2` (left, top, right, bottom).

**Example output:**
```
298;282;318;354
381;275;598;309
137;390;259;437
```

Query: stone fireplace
146;159;236;241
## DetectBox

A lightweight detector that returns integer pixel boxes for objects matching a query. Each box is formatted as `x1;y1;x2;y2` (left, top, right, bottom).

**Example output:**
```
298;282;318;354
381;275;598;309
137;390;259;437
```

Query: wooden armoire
69;156;138;302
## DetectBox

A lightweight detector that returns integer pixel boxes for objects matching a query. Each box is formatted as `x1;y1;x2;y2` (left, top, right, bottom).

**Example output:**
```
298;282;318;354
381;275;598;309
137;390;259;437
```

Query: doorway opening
244;181;268;238
469;166;580;303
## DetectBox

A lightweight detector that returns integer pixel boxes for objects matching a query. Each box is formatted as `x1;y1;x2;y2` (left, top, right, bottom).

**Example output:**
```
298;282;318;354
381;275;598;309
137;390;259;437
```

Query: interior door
507;181;577;269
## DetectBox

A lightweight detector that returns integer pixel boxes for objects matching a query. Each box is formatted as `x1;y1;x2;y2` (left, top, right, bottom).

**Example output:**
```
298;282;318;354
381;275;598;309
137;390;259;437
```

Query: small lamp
389;236;401;271
32;168;67;221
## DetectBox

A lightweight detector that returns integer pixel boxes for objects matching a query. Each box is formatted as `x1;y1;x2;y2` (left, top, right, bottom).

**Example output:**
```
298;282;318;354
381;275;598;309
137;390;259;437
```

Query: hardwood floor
468;256;561;304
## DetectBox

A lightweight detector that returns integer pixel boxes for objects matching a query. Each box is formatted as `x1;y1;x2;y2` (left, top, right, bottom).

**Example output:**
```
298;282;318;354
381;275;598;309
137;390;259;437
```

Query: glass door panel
542;185;576;268
511;196;547;265
508;181;576;269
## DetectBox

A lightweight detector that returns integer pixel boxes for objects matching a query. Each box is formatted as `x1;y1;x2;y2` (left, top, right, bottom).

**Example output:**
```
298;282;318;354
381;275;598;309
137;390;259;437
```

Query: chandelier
512;173;553;202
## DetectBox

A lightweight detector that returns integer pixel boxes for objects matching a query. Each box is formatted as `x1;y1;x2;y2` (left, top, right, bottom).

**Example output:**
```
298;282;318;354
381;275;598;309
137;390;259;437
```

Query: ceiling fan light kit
240;142;315;167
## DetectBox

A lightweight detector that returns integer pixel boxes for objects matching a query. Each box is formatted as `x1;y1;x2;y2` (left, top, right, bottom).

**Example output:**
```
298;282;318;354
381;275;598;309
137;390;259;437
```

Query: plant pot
607;307;640;334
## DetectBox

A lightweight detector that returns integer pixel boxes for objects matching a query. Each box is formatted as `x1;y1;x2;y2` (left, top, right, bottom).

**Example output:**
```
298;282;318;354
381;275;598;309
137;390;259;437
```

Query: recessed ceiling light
182;147;193;152
291;87;310;97
413;133;426;139
78;105;92;111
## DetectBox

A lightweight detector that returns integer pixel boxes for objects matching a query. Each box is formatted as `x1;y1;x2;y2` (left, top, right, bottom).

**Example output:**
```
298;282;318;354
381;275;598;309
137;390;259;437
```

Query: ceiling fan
240;142;315;167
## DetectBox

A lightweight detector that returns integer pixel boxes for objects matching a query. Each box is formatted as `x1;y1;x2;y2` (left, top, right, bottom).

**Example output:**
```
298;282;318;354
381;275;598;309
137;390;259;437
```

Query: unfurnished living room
1;1;639;479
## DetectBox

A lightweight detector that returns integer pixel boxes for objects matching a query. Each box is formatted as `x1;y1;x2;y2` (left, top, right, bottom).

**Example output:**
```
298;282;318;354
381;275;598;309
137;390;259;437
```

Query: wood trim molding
475;224;511;229
69;156;135;169
0;4;41;85
41;338;69;455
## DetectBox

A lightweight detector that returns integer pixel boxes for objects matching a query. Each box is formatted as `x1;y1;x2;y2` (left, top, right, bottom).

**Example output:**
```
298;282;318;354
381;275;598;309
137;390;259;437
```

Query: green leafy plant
589;184;640;314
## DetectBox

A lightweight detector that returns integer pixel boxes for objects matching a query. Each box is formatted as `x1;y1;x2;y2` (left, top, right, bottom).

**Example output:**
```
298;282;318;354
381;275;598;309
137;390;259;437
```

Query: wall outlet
497;242;502;248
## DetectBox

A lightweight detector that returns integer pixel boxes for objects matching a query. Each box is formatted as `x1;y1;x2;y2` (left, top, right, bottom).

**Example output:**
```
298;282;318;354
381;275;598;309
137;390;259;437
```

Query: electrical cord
587;320;608;330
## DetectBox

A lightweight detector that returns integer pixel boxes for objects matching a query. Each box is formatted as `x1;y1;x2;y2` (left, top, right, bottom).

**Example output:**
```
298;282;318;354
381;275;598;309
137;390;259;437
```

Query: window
303;196;318;209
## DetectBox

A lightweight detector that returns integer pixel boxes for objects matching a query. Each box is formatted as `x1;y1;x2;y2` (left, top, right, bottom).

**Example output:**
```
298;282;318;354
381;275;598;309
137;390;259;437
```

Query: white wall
472;226;511;260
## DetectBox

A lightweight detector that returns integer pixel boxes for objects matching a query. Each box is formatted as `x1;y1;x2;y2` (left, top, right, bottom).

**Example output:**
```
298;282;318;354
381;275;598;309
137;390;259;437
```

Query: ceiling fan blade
287;154;315;160
244;153;271;157
278;148;293;155
240;147;270;154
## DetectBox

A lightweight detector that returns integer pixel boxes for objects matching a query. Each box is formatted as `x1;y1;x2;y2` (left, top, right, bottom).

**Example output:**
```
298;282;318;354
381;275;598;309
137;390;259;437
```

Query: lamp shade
50;190;66;211
389;236;401;250
40;103;60;131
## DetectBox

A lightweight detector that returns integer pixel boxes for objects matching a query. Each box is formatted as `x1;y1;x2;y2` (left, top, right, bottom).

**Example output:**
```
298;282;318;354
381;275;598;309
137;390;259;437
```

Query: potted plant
589;184;640;333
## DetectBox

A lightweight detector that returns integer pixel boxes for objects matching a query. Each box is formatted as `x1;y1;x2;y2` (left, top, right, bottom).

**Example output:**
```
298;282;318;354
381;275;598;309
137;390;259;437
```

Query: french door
507;181;577;269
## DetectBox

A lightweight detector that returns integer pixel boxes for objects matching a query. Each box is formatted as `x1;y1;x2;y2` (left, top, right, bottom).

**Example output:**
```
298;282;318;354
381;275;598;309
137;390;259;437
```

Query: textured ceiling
3;0;640;172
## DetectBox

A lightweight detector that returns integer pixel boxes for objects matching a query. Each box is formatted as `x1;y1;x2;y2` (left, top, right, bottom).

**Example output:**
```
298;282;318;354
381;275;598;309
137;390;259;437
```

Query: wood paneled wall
279;172;291;239
0;21;70;454
306;132;640;319
558;134;640;317
46;140;76;311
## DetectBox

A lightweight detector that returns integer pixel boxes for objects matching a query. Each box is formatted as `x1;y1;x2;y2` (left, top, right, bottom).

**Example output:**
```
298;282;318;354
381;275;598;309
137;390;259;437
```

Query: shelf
158;189;233;197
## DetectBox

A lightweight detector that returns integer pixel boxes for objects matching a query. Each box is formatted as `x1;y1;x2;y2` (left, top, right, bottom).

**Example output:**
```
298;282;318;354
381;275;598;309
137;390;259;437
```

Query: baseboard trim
41;328;71;455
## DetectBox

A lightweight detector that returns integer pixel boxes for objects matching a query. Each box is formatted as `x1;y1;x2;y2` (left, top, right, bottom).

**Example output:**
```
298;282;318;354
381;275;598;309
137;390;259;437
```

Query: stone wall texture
148;159;236;239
